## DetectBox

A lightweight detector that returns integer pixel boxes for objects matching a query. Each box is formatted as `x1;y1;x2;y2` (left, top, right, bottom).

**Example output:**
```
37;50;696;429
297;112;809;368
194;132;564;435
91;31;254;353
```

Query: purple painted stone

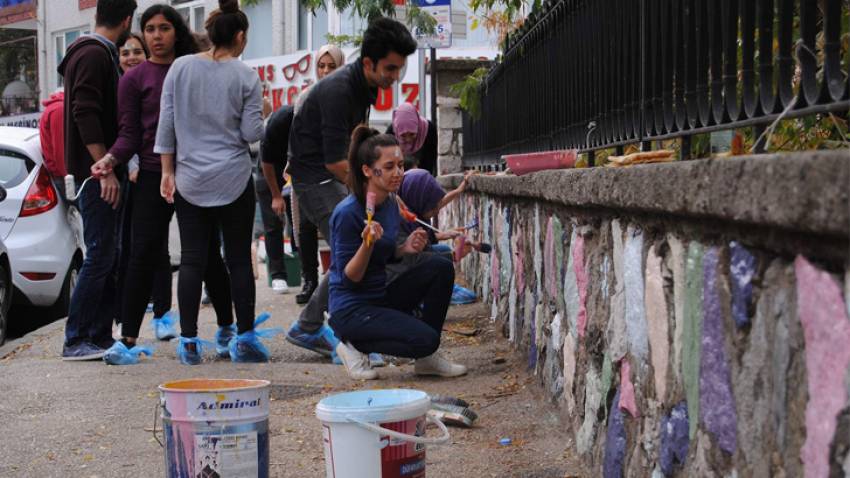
603;389;627;478
729;241;756;328
659;401;690;476
699;247;738;454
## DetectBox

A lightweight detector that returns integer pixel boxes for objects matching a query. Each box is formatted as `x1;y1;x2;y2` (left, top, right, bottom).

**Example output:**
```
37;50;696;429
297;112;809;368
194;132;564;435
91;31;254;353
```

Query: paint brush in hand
365;192;376;247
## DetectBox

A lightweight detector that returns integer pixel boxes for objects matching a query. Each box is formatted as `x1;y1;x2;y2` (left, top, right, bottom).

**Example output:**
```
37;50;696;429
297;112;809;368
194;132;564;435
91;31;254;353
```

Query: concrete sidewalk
0;273;578;477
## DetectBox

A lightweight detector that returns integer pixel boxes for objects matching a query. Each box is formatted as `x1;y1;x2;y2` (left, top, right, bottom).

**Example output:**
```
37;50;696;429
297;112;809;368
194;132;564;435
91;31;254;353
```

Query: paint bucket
315;389;451;478
159;379;270;478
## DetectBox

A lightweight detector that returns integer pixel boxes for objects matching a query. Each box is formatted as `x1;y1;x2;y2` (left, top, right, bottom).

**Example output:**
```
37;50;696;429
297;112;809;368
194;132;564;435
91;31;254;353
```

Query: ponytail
205;0;249;49
347;124;399;204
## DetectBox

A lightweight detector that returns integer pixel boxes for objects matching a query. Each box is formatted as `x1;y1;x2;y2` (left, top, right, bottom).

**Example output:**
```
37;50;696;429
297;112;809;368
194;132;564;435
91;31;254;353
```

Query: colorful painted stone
646;244;670;402
729;241;757;328
682;241;704;440
573;234;588;339
603;389;627;478
565;230;581;337
619;359;639;418
563;332;577;412
608;220;628;361
624;225;649;365
659;402;689;476
699;246;737;454
667;235;686;388
545;217;556;299
577;365;603;454
795;255;850;478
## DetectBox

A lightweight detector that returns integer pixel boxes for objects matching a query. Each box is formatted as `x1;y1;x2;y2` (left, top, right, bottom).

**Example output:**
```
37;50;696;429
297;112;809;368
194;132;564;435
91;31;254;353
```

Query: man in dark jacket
58;0;136;361
257;105;295;295
284;17;417;359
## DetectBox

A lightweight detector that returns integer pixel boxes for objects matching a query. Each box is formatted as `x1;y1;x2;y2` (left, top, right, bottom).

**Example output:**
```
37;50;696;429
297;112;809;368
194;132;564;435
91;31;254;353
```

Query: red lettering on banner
401;83;420;108
375;88;393;111
272;89;284;110
287;86;299;106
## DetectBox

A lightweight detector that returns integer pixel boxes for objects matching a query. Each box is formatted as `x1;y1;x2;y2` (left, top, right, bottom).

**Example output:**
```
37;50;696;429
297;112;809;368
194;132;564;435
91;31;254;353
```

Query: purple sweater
109;60;171;172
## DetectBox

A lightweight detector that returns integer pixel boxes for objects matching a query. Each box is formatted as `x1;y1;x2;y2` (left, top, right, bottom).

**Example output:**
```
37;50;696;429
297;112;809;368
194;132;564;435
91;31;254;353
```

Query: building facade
1;0;497;110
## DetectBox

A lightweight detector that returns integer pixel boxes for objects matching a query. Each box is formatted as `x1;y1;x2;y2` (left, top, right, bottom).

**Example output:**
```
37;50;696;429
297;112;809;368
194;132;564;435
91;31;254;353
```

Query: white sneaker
272;279;289;294
335;342;378;380
414;351;467;377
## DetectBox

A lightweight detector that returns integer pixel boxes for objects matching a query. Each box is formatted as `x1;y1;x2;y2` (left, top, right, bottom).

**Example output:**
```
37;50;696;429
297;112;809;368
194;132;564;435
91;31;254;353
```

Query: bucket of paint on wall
315;389;451;478
159;379;270;478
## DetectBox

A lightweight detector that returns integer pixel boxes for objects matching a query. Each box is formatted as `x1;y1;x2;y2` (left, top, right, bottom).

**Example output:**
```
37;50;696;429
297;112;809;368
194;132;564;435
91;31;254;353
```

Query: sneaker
295;280;317;305
229;331;271;363
146;302;154;313
103;341;153;365
201;288;211;305
177;337;204;365
415;351;468;377
369;353;386;368
62;341;106;361
272;279;289;295
215;324;236;358
335;342;378;380
285;323;339;357
451;285;477;305
152;311;178;341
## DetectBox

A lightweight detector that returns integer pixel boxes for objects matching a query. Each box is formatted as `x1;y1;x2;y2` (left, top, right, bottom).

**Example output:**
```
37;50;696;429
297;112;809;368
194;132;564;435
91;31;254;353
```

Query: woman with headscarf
386;102;438;176
288;44;346;306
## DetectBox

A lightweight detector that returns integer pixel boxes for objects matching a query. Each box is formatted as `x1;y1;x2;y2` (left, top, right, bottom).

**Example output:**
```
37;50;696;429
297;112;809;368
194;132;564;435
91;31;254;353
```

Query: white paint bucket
315;389;450;478
159;379;271;478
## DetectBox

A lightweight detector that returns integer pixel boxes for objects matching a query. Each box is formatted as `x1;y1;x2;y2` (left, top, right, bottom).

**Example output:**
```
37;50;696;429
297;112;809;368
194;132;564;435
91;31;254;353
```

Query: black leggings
120;170;234;339
175;180;256;337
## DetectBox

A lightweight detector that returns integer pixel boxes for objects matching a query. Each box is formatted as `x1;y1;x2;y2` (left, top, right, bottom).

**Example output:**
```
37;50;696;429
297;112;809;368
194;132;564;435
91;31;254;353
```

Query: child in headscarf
387;103;438;176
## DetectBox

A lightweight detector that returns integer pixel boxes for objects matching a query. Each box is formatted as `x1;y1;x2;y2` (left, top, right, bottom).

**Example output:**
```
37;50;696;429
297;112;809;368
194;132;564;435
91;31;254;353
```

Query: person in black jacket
284;17;417;359
257;105;295;295
58;0;137;361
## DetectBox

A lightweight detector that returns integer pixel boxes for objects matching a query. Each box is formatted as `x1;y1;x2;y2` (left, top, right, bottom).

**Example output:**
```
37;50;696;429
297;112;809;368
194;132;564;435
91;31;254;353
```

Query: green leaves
449;67;489;120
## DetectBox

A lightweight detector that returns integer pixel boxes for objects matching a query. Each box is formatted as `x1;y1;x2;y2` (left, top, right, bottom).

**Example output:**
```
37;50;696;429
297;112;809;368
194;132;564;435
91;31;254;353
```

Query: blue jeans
329;255;454;358
65;180;120;346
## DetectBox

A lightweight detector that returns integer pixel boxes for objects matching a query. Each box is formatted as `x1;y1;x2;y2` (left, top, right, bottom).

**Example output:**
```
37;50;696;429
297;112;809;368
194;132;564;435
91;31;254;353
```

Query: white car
0;127;83;325
0;234;12;344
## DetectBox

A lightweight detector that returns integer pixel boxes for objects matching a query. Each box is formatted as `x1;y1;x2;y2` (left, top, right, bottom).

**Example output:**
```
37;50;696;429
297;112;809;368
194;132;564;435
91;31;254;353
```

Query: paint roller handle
349;414;451;446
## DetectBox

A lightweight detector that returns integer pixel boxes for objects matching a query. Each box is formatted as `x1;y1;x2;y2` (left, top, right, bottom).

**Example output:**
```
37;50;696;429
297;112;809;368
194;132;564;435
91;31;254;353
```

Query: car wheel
0;260;10;345
52;255;81;319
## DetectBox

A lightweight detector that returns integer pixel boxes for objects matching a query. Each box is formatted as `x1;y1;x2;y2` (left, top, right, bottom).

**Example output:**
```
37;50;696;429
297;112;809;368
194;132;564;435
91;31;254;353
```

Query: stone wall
439;151;850;477
432;59;492;175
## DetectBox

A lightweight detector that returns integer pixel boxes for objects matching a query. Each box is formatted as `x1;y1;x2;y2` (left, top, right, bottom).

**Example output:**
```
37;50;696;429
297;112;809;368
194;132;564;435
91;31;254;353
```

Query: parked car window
0;149;34;189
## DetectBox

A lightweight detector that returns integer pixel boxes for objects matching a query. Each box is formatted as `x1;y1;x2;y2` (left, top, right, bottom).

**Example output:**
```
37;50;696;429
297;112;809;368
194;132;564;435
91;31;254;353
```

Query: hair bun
219;0;239;14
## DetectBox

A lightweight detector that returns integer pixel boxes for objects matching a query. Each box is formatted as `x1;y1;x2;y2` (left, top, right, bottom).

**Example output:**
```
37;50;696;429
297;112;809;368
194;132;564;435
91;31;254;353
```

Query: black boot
296;279;317;305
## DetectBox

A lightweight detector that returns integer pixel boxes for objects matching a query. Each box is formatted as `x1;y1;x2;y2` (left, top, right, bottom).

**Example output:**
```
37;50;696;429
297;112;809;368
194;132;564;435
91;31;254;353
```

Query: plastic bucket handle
348;414;451;445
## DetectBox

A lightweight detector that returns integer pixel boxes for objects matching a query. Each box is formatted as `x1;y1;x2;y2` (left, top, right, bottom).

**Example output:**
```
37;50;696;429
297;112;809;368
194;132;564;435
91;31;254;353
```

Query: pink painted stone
645;245;669;402
545;217;557;299
619;359;639;418
795;255;850;478
573;234;588;339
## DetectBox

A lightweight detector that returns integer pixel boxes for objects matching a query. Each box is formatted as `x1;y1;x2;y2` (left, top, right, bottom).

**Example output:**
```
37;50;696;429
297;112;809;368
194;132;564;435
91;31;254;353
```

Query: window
297;2;308;50
172;0;205;33
53;27;89;89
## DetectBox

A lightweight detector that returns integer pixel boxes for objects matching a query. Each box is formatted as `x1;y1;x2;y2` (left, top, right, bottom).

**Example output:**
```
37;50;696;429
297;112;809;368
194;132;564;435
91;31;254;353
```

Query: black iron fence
462;0;850;168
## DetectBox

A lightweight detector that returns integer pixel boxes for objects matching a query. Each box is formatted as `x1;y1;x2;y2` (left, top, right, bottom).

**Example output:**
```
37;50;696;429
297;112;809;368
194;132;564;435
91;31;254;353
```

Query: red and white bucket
315;389;450;478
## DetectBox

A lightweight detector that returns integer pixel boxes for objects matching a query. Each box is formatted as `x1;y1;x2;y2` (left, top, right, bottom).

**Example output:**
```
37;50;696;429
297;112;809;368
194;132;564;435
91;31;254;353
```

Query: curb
0;318;66;359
